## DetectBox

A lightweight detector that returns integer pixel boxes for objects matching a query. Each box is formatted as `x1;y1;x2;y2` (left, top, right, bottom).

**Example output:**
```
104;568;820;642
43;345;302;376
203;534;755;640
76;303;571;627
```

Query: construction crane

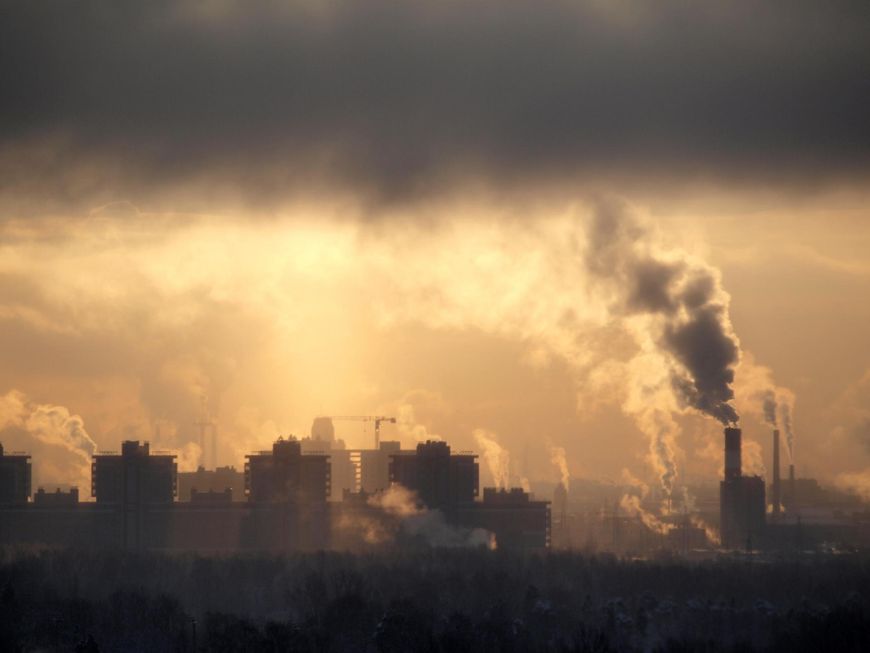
324;416;397;449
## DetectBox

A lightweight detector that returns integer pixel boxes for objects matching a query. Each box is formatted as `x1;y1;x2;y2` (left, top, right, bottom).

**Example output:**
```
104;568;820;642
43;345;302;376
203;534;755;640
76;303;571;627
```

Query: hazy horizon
2;1;870;503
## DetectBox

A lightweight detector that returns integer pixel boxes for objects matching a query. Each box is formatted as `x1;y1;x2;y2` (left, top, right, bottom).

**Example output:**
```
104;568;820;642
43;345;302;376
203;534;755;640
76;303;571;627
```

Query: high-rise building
300;436;354;501
361;441;401;493
389;440;478;510
91;441;177;505
0;443;31;505
91;441;177;550
245;437;330;503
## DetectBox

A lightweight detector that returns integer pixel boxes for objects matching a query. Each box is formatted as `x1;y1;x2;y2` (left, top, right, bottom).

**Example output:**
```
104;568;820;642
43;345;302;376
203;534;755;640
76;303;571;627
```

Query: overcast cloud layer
2;0;870;214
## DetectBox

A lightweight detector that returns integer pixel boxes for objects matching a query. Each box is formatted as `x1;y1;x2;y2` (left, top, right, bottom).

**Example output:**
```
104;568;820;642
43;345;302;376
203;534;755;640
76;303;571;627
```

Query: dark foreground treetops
0;547;869;652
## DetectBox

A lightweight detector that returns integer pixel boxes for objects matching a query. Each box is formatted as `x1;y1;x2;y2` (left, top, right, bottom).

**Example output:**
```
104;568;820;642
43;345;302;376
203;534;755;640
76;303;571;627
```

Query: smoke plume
368;485;496;549
0;200;767;494
780;402;795;462
619;494;672;536
761;389;778;427
473;429;511;489
836;468;870;502
0;390;97;492
585;202;741;426
736;357;797;462
618;468;671;534
549;445;571;491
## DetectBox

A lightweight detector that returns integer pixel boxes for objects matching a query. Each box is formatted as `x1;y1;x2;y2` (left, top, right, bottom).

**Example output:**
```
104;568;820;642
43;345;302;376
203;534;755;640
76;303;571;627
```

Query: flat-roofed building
0;442;31;505
245;437;330;504
389;440;478;511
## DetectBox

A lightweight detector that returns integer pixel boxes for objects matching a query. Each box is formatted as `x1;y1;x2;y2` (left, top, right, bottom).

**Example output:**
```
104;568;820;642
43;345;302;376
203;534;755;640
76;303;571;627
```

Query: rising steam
619;468;671;534
737;358;797;463
473;429;510;489
1;199;773;497
0;390;98;491
779;402;795;462
549;445;571;491
363;485;496;549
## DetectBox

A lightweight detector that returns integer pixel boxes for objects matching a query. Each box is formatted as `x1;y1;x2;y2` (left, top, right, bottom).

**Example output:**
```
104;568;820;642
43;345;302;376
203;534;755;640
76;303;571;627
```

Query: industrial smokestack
772;429;781;518
724;427;741;480
788;463;795;511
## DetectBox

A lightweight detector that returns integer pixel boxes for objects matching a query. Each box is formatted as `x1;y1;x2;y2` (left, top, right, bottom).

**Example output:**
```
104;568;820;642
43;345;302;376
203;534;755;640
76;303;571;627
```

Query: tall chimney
772;429;781;517
724;427;741;480
788;463;796;510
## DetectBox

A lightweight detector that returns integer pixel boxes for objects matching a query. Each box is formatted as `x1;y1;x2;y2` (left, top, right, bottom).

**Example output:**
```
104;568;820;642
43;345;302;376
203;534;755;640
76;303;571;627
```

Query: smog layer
1;0;870;509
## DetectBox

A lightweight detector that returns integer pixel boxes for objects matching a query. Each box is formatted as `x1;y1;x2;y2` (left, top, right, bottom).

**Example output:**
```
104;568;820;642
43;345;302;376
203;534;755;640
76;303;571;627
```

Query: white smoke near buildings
176;442;203;473
549;445;571;491
618;468;671;533
396;401;442;445
779;401;796;462
473;429;510;489
742;438;766;477
735;356;797;463
690;514;721;546
0;200;781;496
367;485;496;549
619;494;671;535
836;468;870;502
0;390;97;492
378;201;744;500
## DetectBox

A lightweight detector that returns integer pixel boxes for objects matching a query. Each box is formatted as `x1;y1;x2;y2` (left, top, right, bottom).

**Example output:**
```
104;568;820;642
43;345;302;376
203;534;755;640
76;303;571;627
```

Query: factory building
719;427;766;549
0;443;31;505
389;440;478;511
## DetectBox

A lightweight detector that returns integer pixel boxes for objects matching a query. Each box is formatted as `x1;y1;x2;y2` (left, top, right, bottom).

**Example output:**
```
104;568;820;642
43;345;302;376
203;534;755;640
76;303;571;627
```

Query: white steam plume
368;485;496;548
549;445;571;491
372;202;747;502
736;357;797;462
619;468;671;534
4;200;770;497
0;390;98;492
473;429;510;489
779;401;795;463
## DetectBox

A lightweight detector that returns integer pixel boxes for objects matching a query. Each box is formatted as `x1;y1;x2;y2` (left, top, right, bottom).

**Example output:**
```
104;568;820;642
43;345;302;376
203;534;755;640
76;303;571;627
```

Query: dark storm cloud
1;0;869;212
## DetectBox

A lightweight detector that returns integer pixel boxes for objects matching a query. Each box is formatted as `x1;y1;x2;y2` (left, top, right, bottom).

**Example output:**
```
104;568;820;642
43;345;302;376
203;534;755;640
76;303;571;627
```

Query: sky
1;1;869;499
